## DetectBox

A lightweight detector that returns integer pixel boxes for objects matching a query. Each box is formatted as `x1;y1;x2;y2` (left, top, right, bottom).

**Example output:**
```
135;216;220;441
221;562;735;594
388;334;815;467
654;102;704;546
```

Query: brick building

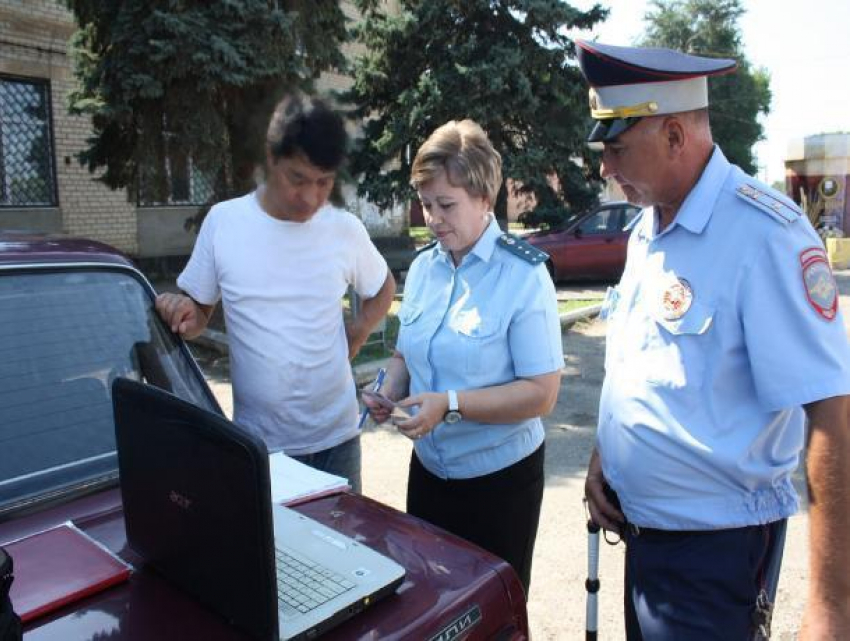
0;0;408;264
0;0;137;252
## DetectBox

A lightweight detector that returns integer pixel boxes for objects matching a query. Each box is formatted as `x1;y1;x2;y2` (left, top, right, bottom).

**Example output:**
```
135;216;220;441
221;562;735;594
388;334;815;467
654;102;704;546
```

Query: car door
608;205;641;278
556;207;624;280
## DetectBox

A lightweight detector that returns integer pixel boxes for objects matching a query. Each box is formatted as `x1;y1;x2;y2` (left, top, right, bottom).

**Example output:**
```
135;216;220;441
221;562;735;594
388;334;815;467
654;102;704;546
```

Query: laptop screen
112;377;278;640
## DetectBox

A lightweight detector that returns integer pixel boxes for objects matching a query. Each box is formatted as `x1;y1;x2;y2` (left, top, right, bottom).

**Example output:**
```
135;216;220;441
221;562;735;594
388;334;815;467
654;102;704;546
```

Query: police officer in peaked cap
576;40;850;640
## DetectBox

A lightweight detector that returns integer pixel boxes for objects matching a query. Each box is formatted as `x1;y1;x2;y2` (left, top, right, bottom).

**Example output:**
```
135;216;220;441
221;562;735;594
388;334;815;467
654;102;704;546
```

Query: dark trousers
406;443;545;595
623;519;786;640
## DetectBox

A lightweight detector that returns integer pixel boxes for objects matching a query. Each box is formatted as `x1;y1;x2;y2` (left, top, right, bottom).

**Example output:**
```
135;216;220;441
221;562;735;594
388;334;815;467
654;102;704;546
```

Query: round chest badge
661;278;693;320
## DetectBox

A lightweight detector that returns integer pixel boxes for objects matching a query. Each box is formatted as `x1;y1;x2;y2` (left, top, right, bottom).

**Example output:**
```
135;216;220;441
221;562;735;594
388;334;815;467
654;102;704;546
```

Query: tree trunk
226;81;286;198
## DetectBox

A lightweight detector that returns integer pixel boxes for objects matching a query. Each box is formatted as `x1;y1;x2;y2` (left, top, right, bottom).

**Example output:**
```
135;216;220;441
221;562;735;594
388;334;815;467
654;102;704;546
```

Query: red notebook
5;522;132;623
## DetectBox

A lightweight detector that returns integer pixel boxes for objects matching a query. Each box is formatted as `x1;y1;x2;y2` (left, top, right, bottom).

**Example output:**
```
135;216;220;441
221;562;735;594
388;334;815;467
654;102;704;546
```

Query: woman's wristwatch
443;390;463;424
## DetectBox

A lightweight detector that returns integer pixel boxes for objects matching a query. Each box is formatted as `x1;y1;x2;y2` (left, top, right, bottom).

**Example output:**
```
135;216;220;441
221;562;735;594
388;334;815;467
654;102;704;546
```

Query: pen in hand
357;367;387;430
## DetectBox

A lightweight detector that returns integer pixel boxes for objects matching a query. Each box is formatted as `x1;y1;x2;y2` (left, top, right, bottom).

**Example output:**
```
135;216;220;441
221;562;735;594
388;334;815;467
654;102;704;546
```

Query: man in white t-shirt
155;94;396;492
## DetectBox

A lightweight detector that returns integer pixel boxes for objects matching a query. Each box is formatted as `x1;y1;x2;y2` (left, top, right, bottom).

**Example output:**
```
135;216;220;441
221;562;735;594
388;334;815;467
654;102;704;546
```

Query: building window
138;140;217;207
0;76;57;207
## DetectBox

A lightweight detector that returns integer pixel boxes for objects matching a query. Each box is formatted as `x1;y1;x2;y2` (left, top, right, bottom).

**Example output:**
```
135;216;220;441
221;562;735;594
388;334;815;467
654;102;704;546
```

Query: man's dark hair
266;94;348;171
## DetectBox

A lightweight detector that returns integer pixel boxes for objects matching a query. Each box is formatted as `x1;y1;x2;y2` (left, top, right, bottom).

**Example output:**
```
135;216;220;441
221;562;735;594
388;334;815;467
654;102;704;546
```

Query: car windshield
0;267;217;515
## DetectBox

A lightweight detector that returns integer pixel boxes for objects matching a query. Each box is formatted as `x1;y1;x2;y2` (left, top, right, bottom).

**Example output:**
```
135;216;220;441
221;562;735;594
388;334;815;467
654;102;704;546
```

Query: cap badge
661;277;693;320
801;247;838;321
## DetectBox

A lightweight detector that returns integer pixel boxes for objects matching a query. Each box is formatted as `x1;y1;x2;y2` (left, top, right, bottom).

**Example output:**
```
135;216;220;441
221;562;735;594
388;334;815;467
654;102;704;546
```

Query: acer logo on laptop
169;490;192;510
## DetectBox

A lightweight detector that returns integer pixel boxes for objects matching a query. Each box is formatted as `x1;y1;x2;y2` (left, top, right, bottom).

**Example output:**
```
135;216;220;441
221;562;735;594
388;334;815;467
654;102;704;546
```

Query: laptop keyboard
276;545;356;616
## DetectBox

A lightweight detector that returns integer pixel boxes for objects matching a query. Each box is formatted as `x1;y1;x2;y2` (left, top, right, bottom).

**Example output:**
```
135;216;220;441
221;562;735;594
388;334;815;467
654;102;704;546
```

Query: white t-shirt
177;191;389;454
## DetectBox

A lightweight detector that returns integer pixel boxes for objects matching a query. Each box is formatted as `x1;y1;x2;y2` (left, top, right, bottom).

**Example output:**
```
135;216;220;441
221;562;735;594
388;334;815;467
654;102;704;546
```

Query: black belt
625;523;727;537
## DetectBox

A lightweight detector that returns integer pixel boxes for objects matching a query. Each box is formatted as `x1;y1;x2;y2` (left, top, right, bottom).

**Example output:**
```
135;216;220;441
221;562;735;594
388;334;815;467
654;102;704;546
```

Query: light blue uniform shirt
397;217;565;479
599;147;850;529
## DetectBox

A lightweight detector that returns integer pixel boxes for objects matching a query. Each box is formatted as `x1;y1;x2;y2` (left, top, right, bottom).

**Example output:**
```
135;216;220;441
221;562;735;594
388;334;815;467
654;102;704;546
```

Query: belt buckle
627;523;641;536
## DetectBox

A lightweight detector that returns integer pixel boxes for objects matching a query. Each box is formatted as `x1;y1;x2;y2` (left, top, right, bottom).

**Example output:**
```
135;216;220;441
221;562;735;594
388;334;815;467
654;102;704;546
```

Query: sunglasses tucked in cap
574;40;737;143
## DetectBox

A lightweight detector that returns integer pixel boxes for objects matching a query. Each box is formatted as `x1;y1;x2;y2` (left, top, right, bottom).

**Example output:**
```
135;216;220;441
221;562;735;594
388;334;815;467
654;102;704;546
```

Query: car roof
0;231;134;269
595;200;635;210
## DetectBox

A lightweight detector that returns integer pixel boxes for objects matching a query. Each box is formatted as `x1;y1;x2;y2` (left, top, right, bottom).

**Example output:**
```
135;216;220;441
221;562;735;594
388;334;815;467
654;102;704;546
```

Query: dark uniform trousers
623;519;786;640
406;443;545;595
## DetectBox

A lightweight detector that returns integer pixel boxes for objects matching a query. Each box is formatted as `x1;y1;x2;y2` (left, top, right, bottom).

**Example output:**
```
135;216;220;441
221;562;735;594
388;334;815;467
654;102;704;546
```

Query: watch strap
447;389;459;412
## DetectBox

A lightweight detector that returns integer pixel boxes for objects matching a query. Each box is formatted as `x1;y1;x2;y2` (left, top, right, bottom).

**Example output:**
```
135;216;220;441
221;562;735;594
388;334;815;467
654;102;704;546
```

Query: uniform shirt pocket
396;304;424;357
454;313;504;374
642;300;715;389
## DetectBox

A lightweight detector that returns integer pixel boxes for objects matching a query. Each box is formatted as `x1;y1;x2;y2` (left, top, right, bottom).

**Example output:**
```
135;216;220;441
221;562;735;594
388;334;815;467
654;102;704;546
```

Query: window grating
0;76;57;207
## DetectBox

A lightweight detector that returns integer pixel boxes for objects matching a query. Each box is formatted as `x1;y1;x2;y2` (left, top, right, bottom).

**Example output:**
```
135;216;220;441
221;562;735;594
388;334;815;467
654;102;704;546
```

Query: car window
0;268;217;515
558;211;584;230
578;209;616;235
622;206;641;230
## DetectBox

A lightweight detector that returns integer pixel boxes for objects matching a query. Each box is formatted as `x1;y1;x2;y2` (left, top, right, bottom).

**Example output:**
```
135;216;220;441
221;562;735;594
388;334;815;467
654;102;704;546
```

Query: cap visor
587;117;641;143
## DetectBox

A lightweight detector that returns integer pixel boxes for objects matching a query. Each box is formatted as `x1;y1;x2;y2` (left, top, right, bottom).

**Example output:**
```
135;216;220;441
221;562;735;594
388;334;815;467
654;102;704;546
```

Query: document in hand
269;451;351;506
5;521;131;622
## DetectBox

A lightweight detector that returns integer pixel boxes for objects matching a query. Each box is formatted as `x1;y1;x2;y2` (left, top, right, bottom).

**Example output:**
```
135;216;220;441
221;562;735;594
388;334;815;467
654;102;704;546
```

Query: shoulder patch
800;246;838;321
736;183;802;225
496;233;549;265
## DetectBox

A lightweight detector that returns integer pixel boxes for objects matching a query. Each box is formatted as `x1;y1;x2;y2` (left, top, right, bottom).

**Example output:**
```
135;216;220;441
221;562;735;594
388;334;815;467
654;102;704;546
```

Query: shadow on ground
542;321;605;487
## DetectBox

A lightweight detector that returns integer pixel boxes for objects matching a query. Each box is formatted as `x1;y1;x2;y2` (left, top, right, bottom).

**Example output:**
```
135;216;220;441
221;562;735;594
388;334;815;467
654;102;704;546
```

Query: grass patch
558;299;600;314
408;227;433;248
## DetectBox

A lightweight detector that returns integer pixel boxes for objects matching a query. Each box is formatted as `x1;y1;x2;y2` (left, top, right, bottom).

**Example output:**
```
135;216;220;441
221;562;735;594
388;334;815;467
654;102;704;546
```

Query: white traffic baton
585;519;601;640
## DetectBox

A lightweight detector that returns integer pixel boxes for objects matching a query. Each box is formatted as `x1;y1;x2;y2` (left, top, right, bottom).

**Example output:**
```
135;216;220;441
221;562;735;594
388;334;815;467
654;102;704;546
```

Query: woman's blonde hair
410;120;502;204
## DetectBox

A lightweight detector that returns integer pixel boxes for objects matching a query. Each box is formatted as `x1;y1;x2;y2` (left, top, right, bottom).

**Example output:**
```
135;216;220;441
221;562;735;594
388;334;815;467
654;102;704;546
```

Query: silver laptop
112;378;405;640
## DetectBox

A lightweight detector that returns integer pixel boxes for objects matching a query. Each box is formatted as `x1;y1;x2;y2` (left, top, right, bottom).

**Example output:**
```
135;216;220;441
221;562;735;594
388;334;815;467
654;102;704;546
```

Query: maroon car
525;201;641;282
0;232;529;640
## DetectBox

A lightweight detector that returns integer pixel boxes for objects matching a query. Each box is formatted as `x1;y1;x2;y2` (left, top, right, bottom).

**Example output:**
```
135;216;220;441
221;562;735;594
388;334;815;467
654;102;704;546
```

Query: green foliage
65;0;348;204
642;0;771;174
345;0;608;224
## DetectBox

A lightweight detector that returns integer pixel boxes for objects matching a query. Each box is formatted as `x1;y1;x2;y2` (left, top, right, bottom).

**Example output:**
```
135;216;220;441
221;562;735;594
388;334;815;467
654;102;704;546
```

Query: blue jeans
291;435;361;494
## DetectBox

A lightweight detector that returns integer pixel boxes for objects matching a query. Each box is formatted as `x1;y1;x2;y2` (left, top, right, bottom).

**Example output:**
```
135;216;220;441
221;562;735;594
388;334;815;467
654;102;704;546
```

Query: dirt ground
199;275;850;640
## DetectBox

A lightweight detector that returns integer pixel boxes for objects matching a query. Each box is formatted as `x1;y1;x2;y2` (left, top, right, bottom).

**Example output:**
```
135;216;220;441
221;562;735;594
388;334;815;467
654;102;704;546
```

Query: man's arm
155;292;216;340
346;270;396;360
800;394;850;640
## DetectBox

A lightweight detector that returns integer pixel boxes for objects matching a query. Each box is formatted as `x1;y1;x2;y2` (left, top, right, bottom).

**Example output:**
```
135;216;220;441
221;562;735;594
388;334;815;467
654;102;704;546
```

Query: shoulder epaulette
496;233;549;265
736;183;802;225
416;240;438;254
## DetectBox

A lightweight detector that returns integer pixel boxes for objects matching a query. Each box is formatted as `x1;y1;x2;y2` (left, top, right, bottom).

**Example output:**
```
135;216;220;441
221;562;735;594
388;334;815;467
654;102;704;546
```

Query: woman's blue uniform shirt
396;217;565;480
599;146;850;529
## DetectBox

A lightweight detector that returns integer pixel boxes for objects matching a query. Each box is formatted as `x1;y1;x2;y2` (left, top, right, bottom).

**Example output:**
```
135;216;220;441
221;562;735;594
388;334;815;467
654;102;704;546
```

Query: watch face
444;410;462;424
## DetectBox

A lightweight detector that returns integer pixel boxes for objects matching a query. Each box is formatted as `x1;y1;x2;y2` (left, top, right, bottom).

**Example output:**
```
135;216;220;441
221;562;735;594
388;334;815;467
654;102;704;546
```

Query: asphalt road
197;274;850;640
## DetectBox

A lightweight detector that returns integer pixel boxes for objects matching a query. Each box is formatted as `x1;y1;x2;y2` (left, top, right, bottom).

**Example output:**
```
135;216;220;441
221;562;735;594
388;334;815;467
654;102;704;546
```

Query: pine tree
642;0;771;174
345;0;608;229
65;0;348;210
